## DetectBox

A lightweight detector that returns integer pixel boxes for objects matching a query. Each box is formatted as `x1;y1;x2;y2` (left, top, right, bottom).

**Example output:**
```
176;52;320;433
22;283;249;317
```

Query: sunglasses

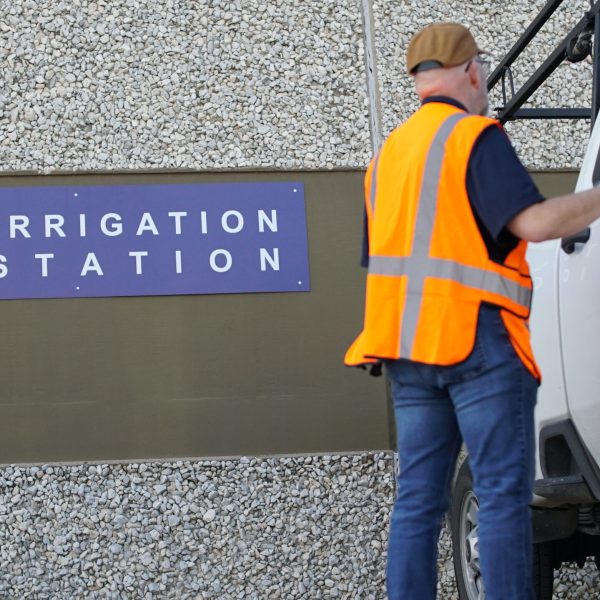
465;56;490;76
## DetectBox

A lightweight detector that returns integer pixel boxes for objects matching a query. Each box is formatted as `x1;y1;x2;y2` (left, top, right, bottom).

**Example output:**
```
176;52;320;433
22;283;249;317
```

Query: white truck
450;117;600;598
450;3;600;598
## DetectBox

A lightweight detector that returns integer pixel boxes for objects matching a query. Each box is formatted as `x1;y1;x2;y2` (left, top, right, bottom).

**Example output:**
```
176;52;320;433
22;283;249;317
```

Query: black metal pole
497;47;567;123
497;0;600;123
512;108;591;119
487;0;565;90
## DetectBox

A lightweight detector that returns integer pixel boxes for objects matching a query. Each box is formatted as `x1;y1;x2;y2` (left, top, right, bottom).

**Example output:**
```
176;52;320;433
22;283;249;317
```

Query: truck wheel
450;458;554;600
451;459;485;599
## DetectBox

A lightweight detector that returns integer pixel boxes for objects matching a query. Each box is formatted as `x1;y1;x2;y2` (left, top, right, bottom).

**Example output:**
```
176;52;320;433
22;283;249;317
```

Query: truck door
558;115;600;462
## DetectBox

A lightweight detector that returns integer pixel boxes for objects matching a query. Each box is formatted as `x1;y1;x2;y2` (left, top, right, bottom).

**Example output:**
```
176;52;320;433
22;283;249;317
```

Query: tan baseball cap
407;22;484;74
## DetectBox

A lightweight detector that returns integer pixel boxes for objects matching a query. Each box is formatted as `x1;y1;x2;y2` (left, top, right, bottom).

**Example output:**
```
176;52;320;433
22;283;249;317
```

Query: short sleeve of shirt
467;125;544;246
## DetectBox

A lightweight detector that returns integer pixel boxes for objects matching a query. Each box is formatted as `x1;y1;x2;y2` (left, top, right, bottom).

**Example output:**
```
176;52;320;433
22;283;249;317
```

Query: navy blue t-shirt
361;96;545;267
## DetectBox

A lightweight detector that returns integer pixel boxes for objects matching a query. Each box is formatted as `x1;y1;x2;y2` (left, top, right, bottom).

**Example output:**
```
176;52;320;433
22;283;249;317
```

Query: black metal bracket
489;0;600;126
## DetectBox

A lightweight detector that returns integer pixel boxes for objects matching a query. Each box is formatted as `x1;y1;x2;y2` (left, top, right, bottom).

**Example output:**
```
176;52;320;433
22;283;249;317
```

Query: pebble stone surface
1;0;595;172
372;0;592;169
0;452;597;599
0;0;371;172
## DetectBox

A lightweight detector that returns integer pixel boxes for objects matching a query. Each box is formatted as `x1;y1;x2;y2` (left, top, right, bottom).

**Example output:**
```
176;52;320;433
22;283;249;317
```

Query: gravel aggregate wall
0;0;371;172
0;453;597;599
1;0;595;172
373;0;592;169
0;454;393;599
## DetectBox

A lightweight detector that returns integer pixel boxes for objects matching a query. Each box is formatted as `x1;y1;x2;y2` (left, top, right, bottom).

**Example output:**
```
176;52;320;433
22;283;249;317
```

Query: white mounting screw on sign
293;188;298;193
74;193;79;197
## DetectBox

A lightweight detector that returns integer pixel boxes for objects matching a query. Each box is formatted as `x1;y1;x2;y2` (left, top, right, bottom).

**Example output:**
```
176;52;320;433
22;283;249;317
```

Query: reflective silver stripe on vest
369;256;532;308
367;113;531;357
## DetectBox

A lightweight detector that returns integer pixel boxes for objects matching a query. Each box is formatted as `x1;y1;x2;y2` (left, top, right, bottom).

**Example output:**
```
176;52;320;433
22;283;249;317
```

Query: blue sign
0;182;310;300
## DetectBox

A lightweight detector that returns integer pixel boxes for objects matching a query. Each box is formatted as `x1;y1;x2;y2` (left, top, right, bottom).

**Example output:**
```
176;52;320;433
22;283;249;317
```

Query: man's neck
421;95;469;113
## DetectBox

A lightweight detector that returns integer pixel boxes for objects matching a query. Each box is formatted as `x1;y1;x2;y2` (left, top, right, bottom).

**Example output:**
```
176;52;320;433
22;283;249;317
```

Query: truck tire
451;459;485;599
450;458;554;600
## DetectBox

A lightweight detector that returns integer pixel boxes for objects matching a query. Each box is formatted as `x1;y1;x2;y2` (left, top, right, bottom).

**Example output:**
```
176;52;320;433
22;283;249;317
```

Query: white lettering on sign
175;250;182;274
136;212;159;236
35;253;54;277
45;215;66;238
1;248;287;277
3;210;281;238
81;252;104;276
258;210;278;233
10;216;31;239
210;249;232;272
221;210;244;234
101;213;123;236
168;212;187;235
129;251;148;275
260;248;279;271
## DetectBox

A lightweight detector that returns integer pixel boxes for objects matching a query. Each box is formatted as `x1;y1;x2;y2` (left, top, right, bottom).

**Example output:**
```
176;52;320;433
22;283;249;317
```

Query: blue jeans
385;307;538;600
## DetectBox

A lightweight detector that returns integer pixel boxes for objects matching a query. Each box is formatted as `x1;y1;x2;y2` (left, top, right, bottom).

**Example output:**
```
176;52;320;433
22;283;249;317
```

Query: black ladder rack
490;0;600;126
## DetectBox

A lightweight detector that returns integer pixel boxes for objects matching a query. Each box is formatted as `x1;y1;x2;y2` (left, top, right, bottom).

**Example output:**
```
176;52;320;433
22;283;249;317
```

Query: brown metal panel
530;170;578;197
0;171;387;463
0;169;578;463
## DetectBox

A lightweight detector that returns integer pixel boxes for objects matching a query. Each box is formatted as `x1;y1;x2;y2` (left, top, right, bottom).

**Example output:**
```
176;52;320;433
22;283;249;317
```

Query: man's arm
508;187;600;242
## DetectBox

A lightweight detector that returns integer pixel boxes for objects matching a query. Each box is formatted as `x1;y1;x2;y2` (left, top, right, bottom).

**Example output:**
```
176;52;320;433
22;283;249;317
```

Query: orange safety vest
345;101;541;380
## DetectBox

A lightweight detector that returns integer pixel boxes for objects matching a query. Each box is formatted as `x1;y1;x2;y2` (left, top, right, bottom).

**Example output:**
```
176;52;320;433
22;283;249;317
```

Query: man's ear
468;63;481;88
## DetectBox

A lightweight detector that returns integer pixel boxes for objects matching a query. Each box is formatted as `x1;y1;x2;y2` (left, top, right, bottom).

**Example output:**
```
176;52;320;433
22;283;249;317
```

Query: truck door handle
561;227;591;254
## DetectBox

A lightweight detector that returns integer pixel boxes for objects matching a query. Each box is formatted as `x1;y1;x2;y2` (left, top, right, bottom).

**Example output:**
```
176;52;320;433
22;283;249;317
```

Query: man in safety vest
345;22;600;600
